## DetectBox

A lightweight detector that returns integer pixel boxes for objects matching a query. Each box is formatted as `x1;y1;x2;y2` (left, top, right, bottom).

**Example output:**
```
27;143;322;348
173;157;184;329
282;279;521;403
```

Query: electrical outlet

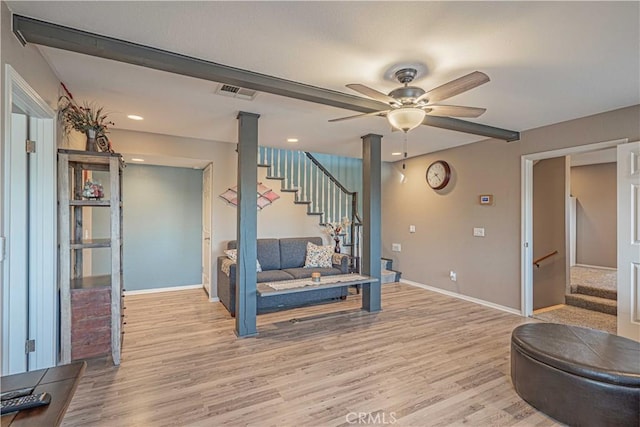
473;227;485;237
449;270;457;281
409;225;416;233
391;243;402;252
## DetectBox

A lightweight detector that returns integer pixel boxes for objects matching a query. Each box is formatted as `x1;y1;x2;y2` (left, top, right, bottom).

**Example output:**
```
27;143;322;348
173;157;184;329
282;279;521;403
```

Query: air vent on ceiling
215;84;258;100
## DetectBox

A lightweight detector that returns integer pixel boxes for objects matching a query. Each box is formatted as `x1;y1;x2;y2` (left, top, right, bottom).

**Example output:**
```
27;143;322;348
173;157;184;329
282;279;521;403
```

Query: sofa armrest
217;256;237;316
332;253;350;274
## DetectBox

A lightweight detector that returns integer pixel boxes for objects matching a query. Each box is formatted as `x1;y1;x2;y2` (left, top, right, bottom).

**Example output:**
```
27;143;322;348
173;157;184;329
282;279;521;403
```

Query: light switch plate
392;243;402;252
409;225;416;233
473;227;485;237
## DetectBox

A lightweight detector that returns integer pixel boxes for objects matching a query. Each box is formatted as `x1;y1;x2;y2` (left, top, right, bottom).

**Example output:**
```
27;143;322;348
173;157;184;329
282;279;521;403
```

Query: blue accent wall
122;164;203;290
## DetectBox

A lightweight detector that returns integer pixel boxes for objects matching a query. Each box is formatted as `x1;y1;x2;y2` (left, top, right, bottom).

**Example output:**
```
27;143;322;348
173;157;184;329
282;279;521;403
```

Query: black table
1;361;86;427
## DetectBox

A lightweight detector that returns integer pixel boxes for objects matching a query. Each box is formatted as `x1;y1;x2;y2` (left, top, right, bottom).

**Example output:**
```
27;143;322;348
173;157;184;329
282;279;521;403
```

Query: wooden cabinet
57;150;123;365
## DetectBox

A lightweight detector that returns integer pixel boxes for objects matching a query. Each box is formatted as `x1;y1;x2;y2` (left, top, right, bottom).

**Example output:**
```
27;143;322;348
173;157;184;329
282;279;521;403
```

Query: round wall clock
426;160;451;190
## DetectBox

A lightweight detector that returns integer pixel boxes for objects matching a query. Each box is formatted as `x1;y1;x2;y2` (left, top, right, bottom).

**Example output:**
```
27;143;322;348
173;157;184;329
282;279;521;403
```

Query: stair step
565;293;617;315
307;212;323;216
281;188;299;193
265;176;284;180
257;164;270;168
294;201;312;205
572;285;617;301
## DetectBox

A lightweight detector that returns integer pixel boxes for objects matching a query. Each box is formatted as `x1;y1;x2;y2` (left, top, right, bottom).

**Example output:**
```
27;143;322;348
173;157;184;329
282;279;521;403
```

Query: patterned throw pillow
224;249;262;272
304;242;333;268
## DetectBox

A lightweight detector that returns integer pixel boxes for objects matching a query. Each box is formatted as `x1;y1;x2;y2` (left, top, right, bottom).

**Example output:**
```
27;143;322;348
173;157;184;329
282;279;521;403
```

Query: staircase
258;146;362;260
565;267;617;315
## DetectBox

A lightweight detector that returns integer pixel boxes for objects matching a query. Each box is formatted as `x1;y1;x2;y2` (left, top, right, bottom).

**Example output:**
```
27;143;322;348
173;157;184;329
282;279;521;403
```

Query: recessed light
287;138;299;143
391;152;402;156
127;115;144;121
131;158;145;162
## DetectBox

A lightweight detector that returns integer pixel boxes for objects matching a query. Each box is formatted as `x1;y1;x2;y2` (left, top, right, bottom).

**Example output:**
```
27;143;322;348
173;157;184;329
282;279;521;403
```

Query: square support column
361;133;382;312
235;111;260;337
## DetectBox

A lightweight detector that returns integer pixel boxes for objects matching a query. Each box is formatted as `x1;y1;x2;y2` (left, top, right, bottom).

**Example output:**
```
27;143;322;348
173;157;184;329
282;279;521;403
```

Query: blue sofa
217;237;349;316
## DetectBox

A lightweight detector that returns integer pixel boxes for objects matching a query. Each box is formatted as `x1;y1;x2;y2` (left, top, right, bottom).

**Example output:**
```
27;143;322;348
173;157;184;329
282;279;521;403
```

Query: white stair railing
258;146;361;258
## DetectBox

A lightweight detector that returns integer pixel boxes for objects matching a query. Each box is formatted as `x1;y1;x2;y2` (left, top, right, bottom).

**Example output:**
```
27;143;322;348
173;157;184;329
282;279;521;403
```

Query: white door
617;141;640;341
2;113;29;374
202;164;213;297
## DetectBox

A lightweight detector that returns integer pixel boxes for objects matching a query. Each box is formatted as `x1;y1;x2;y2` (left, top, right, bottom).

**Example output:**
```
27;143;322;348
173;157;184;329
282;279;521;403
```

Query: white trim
400;279;522;316
124;284;203;296
2;65;57;374
209;297;220;303
520;138;628;318
574;263;617;271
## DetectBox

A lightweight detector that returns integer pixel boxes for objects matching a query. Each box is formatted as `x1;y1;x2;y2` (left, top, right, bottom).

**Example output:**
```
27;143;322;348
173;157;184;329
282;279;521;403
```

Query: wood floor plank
61;283;559;426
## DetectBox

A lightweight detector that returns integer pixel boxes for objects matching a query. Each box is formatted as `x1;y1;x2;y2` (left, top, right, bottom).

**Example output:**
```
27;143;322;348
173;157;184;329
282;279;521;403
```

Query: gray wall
571;163;617;267
382;105;639;310
122;164;203;290
532;158;566;310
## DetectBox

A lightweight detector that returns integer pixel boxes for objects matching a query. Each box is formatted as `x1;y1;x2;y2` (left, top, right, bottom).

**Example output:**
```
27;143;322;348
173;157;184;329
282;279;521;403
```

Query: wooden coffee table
1;361;86;426
257;273;378;310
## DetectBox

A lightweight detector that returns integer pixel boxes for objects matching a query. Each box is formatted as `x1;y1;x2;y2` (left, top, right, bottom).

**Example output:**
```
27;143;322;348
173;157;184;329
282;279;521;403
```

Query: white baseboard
399;279;523;316
573;264;617;271
209;297;220;302
124;284;203;296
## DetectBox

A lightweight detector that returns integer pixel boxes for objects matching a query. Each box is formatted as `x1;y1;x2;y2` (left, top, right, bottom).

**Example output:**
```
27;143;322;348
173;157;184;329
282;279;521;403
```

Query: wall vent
215;84;258;100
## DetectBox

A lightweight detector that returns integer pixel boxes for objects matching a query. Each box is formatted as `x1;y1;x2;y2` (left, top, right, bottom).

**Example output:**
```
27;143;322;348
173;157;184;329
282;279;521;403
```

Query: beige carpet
534;304;616;334
570;265;617;292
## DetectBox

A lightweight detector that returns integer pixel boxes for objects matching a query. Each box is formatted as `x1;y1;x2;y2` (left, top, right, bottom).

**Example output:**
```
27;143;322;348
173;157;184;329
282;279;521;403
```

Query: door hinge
25;139;36;154
25;339;35;354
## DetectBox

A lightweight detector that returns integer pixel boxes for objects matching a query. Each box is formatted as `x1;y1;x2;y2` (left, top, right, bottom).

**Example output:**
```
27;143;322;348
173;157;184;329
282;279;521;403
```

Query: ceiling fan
330;68;490;132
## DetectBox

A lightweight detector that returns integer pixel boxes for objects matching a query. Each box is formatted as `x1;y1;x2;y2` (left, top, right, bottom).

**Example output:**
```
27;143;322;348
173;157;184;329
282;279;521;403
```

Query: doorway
521;138;638;340
1;65;57;374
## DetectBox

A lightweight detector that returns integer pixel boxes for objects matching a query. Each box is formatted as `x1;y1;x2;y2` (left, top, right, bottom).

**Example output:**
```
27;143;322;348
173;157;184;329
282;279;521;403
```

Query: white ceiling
7;1;640;161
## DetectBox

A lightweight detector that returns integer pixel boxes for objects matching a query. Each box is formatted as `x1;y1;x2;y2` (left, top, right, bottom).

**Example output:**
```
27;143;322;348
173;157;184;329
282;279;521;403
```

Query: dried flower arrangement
58;82;114;152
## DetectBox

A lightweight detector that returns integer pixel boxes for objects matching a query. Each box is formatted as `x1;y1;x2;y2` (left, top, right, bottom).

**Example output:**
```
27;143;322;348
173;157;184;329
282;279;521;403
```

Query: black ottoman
511;323;640;426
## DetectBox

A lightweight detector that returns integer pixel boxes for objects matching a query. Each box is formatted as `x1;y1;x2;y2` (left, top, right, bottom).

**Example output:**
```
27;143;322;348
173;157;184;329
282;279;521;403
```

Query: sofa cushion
279;237;323;269
283;267;344;279
257;270;294;283
304;241;333;268
228;239;280;271
223;249;262;272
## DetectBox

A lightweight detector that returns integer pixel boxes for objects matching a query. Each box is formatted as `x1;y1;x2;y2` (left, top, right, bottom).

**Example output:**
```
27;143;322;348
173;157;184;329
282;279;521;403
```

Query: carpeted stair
565;285;617;315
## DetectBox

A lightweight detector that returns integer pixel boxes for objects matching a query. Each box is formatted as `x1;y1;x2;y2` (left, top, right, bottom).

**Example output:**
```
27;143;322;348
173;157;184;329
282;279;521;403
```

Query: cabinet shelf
70;239;111;249
70;274;111;290
58;150;123;366
69;200;110;207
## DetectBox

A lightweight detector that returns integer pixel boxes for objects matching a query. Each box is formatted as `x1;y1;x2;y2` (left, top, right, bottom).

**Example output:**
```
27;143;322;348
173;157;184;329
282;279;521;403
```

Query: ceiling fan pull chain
403;132;408;170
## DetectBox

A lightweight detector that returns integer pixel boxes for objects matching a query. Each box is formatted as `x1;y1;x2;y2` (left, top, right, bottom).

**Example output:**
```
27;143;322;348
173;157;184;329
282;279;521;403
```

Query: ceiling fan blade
417;71;490;103
425;105;487;118
346;84;398;105
328;110;390;122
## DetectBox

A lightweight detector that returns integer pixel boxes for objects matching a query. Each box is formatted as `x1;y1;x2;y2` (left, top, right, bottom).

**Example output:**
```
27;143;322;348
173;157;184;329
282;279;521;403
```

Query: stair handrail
304;151;362;223
304;152;355;197
305;152;362;265
534;250;558;268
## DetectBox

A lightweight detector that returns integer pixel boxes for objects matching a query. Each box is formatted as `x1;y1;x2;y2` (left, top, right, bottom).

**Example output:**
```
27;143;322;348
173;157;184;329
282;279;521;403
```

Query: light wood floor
61;283;558;426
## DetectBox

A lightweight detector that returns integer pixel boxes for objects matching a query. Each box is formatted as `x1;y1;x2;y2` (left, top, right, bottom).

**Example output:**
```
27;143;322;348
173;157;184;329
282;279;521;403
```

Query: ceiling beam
13;14;520;142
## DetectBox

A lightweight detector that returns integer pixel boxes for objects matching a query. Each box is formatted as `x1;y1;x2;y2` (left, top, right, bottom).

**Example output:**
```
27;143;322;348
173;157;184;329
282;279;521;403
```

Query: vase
334;238;341;253
85;129;99;152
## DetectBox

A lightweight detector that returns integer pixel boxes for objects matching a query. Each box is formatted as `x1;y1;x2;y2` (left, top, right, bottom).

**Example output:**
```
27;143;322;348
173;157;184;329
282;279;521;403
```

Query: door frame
2;65;57;373
521;138;627;317
202;163;217;301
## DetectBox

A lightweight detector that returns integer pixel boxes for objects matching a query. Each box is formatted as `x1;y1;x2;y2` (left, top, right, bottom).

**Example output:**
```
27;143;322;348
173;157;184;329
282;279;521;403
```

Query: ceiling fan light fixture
387;108;426;132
